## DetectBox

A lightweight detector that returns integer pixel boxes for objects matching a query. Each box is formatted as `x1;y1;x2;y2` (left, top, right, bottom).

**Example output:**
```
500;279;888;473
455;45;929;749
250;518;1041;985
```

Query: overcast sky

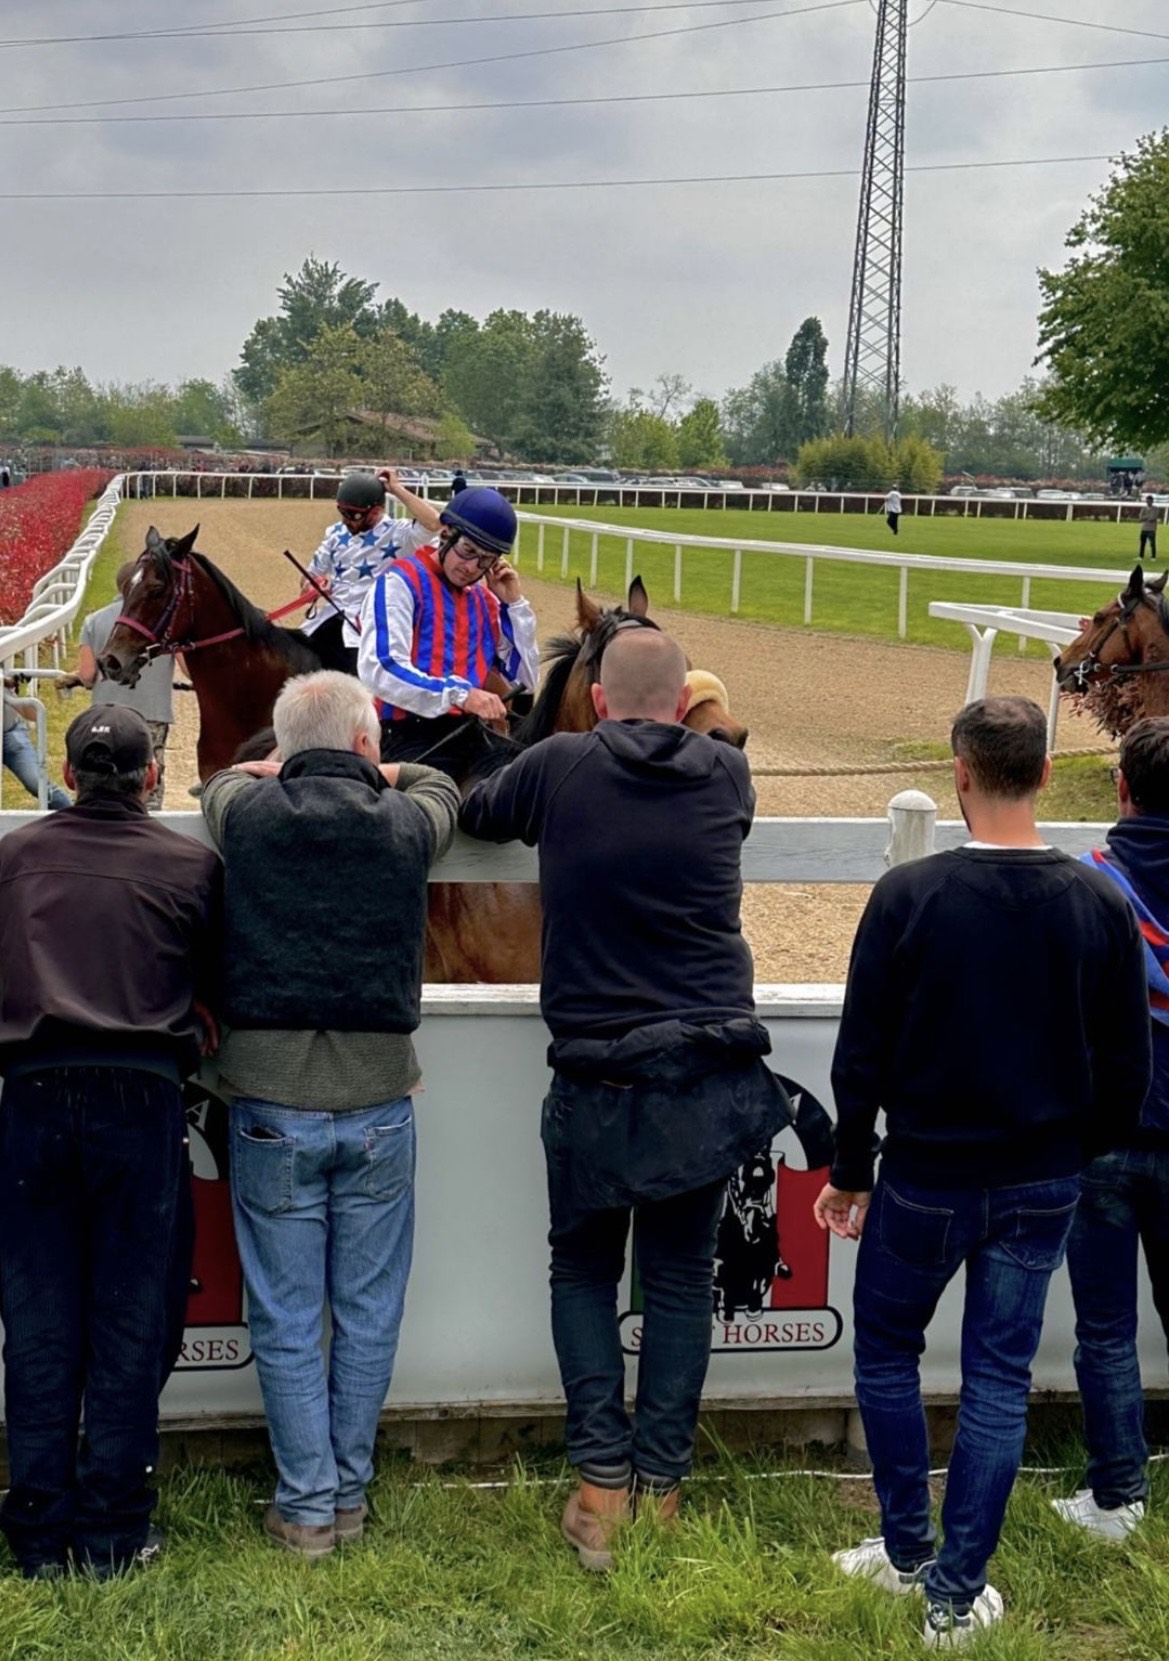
0;0;1165;408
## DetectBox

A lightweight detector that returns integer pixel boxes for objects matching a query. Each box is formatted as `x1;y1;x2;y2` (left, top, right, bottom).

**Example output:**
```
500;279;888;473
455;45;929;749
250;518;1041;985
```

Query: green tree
103;384;178;448
676;398;727;469
721;361;790;465
609;405;679;471
172;378;243;445
236;257;381;406
360;330;442;431
782;318;830;449
266;324;365;456
1036;130;1169;449
893;434;944;494
796;434;895;490
432;409;476;460
442;309;606;461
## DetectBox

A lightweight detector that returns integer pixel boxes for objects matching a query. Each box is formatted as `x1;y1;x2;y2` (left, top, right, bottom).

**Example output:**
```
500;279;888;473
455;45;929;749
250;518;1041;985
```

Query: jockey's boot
561;1467;631;1572
633;1472;681;1525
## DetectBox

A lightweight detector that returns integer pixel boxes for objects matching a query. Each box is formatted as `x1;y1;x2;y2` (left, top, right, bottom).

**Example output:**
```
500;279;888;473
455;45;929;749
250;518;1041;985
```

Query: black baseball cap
65;706;153;775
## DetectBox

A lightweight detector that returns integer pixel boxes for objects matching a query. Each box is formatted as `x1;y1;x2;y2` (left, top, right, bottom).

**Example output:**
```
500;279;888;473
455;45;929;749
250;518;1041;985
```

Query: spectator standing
815;696;1151;1648
0;706;221;1579
201;672;459;1559
1139;494;1159;562
61;563;176;810
1052;717;1169;1540
299;469;440;675
884;485;902;535
451;469;469;496
460;629;789;1568
2;683;71;808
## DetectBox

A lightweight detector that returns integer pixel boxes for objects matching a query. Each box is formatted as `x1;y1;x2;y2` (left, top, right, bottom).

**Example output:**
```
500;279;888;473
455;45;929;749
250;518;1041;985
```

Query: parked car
760;482;792;493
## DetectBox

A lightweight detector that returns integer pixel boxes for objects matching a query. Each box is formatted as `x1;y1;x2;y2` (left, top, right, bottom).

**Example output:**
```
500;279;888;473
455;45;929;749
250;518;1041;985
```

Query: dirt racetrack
121;500;1105;982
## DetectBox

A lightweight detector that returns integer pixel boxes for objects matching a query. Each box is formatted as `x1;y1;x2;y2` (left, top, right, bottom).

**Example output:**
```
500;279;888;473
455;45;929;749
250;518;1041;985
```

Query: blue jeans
853;1173;1080;1610
229;1097;416;1526
0;1068;192;1576
2;720;71;809
1066;1147;1169;1508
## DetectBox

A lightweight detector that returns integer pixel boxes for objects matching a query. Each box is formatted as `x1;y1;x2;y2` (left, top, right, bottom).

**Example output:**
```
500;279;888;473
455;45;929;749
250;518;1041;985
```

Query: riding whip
280;549;361;636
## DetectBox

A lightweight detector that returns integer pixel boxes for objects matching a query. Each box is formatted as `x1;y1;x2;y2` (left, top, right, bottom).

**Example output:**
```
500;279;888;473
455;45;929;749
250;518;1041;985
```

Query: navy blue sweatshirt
830;846;1152;1192
1099;815;1169;1143
458;720;756;1039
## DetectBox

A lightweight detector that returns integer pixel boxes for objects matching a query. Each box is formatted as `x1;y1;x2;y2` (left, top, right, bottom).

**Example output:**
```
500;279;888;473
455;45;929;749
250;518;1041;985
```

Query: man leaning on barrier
1051;717;1169;1542
459;626;789;1570
200;671;459;1560
0;706;222;1580
815;695;1151;1649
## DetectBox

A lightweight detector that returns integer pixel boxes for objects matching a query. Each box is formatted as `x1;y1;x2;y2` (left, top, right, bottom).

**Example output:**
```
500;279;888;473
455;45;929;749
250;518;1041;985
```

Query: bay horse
100;526;748;981
1054;563;1169;737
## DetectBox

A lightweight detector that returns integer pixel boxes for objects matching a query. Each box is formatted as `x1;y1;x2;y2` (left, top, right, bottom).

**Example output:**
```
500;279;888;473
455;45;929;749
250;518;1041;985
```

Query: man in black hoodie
1052;717;1169;1542
814;696;1150;1649
460;627;788;1569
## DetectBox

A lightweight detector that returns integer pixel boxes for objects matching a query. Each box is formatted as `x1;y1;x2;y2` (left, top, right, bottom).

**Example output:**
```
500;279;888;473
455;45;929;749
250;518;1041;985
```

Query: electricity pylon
840;0;908;442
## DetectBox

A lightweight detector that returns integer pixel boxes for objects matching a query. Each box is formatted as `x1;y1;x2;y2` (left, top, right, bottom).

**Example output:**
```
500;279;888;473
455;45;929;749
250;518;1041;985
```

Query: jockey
298;469;441;675
356;487;539;766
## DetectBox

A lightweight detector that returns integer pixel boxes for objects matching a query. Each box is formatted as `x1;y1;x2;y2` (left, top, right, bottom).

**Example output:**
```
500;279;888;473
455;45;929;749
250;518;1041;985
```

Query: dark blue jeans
546;1171;726;1485
1066;1147;1169;1509
0;1068;193;1576
852;1173;1079;1610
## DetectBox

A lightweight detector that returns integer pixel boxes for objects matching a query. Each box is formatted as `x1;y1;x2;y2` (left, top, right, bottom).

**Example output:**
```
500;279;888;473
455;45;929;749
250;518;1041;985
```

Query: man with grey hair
460;626;787;1568
0;705;221;1580
201;671;459;1560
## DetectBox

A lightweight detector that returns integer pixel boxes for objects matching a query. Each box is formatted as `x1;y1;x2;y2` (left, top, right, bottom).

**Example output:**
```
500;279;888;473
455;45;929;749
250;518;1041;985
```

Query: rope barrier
751;745;1117;779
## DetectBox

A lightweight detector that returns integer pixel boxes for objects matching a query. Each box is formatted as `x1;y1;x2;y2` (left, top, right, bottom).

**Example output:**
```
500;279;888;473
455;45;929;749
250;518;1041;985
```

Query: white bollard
885;790;938;868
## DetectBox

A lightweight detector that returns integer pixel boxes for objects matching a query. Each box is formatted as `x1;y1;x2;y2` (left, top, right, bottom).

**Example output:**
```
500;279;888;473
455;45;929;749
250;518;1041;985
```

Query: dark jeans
853;1172;1079;1610
1140;531;1157;561
1066;1147;1169;1508
0;1068;193;1576
887;513;900;534
546;1162;726;1485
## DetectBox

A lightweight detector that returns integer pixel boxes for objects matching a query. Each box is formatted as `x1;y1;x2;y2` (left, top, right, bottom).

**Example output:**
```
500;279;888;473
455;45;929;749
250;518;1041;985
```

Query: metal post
560;524;570;578
897;564;908;638
589;533;599;588
1018;577;1031;652
624;538;634;592
804;555;815;624
674;544;683;603
537;524;545;572
731;549;743;615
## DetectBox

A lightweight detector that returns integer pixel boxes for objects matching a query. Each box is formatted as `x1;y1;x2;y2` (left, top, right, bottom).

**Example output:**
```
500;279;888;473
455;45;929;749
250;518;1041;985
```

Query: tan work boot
560;1480;631;1572
263;1504;335;1559
633;1479;680;1525
335;1503;368;1543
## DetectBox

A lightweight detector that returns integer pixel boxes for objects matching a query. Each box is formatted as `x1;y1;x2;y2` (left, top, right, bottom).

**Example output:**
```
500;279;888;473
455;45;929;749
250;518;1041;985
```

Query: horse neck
186;625;297;781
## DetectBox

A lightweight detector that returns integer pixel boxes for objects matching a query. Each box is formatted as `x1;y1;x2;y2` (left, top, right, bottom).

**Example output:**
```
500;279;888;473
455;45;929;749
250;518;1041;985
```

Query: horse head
99;524;200;687
1054;563;1169;693
525;577;749;748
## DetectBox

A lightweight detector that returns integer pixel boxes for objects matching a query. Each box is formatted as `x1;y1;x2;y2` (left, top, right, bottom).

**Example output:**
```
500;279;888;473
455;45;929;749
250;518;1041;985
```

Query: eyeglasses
338;505;376;523
447;537;499;573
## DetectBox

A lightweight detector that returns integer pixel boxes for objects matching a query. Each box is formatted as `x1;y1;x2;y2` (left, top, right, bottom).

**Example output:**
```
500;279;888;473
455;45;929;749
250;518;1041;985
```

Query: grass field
1;1446;1168;1660
519;506;1147;656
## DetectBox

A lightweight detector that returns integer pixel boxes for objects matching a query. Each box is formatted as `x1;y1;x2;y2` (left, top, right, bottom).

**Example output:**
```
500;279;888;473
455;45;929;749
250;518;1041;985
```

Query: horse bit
1069;593;1169;691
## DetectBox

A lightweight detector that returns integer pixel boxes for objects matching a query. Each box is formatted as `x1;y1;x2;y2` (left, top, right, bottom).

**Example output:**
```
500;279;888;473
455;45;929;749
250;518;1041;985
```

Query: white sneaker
832;1535;934;1594
923;1584;1004;1649
1051;1488;1145;1542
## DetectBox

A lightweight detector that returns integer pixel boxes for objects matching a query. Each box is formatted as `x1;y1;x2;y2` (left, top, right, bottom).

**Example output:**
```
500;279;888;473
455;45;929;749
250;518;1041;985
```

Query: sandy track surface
122;501;1104;981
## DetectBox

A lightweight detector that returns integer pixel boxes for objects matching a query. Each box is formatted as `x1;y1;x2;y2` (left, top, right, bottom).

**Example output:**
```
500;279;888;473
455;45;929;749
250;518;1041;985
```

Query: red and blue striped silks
1085;849;1169;1026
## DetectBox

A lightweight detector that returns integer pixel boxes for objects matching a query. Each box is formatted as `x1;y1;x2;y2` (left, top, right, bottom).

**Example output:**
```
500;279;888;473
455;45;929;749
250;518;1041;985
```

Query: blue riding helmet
439;488;517;557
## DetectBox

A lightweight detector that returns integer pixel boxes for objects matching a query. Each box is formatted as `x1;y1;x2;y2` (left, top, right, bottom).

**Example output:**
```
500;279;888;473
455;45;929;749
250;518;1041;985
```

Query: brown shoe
263;1504;335;1559
560;1480;630;1572
335;1503;368;1543
633;1481;680;1525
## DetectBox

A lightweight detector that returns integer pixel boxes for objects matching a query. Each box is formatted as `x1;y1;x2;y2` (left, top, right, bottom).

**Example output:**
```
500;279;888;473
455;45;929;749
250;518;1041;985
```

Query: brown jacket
0;796;222;1074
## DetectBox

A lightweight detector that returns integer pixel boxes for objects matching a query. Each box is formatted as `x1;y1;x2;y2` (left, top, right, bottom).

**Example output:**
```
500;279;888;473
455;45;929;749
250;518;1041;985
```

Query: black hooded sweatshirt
458;720;756;1040
1099;815;1169;1142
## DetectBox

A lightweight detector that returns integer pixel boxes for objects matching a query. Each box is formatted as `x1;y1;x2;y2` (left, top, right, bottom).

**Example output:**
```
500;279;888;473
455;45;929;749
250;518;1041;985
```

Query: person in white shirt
885;486;903;536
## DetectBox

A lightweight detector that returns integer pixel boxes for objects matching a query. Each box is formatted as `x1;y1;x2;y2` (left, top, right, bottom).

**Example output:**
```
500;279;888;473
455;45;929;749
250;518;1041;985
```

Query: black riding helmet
336;472;386;512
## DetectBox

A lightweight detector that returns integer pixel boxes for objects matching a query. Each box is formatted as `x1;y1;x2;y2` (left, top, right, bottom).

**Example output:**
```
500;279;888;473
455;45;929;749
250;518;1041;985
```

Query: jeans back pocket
363;1105;415;1201
878;1182;955;1270
233;1123;295;1216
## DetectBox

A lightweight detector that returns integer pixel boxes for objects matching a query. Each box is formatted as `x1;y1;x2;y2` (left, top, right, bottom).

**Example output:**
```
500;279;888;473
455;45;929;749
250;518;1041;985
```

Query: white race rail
928;602;1089;748
0;475;123;672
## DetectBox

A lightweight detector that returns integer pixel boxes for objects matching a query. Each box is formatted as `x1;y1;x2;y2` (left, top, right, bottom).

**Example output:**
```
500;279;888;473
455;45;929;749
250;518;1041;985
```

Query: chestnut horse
100;527;748;981
1055;563;1169;737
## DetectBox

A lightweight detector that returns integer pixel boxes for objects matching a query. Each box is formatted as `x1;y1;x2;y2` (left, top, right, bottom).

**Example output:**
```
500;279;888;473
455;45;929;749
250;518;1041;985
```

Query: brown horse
1055;563;1169;737
101;527;747;980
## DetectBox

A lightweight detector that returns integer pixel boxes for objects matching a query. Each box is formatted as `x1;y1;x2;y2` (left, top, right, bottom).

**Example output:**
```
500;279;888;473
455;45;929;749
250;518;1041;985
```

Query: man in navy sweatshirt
814;696;1150;1650
1052;716;1169;1542
459;626;789;1570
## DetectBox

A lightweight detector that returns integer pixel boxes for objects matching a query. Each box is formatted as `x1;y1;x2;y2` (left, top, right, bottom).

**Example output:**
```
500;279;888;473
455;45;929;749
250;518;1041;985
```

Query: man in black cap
0;706;221;1581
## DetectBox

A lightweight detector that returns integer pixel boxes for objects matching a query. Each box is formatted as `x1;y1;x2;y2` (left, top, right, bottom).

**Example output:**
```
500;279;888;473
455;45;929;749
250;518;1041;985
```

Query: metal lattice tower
840;0;908;441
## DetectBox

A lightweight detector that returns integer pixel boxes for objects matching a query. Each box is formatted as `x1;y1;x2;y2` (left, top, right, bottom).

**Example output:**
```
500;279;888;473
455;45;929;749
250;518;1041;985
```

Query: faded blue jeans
1066;1148;1169;1509
2;719;71;810
229;1097;416;1526
852;1172;1080;1611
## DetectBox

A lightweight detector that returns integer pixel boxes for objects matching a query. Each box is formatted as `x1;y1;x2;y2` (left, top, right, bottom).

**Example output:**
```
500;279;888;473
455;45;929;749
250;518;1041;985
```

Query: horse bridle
1069;592;1169;690
115;552;249;661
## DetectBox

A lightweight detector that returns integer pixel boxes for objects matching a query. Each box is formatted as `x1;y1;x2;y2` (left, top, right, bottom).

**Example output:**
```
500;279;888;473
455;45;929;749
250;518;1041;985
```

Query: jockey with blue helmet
356;486;539;764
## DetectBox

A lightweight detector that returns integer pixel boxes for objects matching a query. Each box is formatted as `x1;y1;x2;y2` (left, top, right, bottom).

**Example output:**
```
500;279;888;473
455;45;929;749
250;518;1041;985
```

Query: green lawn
1;1447;1166;1659
518;507;1146;657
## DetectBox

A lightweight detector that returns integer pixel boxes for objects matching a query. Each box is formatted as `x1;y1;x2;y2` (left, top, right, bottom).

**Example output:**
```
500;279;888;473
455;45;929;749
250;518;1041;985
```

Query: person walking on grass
460;627;789;1570
884;484;902;535
1052;717;1169;1543
1139;494;1159;562
201;671;458;1560
815;695;1150;1649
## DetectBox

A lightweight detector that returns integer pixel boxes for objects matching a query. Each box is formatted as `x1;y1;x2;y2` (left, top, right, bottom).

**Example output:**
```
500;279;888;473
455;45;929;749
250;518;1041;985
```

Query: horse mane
191;551;320;670
518;636;582;746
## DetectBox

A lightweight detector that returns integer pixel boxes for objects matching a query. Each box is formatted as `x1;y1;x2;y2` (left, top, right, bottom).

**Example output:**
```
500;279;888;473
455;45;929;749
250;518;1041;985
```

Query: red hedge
0;471;112;627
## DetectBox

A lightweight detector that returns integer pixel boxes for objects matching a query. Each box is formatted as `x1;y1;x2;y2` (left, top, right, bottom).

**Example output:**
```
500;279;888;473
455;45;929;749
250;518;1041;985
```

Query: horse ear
1124;562;1146;602
145;526;165;554
1150;569;1169;595
627;575;650;618
171;524;200;559
575;578;602;633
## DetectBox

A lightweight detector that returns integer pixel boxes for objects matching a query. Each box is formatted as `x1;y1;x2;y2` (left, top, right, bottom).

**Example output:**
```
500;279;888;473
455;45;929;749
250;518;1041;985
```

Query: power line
0;45;1159;126
0;0;814;50
939;0;1169;45
0;0;864;116
0;151;1118;200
